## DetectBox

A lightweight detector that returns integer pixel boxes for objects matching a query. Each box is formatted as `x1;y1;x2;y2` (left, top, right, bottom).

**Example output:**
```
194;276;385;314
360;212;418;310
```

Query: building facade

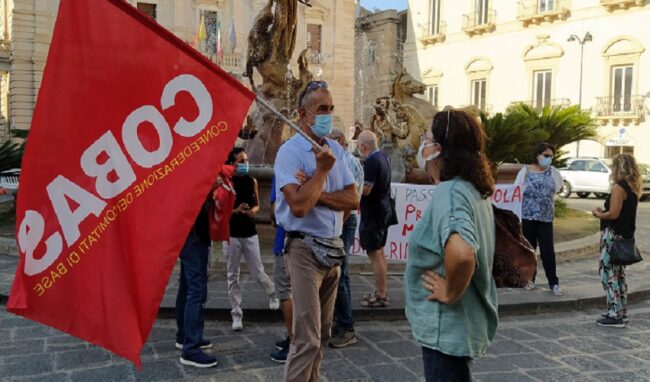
404;0;650;164
0;0;356;139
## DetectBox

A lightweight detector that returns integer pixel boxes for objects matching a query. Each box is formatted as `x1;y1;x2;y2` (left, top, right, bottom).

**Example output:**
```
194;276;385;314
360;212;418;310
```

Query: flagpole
255;96;323;150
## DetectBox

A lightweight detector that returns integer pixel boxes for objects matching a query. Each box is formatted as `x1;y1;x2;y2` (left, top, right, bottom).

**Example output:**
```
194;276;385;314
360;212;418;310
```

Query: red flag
6;0;254;366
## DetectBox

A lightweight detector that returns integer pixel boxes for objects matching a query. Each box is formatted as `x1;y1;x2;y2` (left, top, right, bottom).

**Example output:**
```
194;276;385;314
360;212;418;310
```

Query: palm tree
506;103;598;160
481;111;549;175
0;129;27;172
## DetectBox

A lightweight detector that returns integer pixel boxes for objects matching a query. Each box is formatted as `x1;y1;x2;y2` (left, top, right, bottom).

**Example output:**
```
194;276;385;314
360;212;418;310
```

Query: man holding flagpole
274;81;359;381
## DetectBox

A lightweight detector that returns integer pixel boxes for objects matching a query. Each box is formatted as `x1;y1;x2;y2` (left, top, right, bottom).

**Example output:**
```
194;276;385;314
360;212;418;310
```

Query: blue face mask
236;163;249;176
309;114;334;138
539;156;552;168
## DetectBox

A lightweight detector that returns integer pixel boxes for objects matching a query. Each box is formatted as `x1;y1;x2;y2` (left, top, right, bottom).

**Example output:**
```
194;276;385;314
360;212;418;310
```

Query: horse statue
393;101;428;173
391;70;437;127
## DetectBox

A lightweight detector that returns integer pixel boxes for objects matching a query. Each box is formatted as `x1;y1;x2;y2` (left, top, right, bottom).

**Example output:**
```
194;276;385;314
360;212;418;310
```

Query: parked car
558;157;612;199
0;168;20;203
0;168;20;194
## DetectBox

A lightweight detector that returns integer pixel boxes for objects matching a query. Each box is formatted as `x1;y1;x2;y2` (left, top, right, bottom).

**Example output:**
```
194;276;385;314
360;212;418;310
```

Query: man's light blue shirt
274;133;355;238
343;151;364;215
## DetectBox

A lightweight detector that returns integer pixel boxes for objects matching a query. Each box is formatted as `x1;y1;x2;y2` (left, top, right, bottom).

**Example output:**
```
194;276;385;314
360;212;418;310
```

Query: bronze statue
242;0;314;164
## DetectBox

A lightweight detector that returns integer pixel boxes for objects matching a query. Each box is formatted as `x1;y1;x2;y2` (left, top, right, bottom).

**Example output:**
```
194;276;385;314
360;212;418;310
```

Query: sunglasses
430;109;451;144
298;80;328;106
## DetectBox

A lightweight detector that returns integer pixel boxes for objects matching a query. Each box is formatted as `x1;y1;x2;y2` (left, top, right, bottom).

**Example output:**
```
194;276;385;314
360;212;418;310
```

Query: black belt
287;231;305;239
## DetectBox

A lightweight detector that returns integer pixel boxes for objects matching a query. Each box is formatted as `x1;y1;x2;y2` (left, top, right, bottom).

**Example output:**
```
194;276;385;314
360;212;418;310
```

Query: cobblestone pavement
4;300;650;381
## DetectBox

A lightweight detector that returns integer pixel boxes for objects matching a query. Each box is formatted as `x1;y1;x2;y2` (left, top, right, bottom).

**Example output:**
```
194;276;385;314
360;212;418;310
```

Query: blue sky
360;0;407;11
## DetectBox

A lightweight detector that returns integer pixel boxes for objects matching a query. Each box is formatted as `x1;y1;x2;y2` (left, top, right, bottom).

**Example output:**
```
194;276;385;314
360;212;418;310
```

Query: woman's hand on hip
422;270;451;304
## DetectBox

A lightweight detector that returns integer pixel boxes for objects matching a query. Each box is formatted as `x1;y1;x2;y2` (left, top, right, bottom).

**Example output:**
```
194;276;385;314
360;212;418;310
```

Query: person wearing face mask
274;81;359;382
224;147;279;332
514;142;564;296
406;108;497;381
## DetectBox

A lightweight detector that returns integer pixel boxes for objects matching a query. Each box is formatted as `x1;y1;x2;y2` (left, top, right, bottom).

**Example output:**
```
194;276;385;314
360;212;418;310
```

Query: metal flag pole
255;95;323;151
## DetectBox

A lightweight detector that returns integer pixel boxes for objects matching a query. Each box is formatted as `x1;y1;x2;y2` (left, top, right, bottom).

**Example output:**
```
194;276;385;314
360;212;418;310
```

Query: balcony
419;21;447;46
514;98;571;110
0;39;9;62
517;0;570;27
216;54;243;74
462;9;496;36
600;0;645;12
593;95;646;125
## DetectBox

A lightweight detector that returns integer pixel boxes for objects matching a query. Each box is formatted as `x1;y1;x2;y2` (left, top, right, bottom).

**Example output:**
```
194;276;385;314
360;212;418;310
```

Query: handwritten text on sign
350;183;522;261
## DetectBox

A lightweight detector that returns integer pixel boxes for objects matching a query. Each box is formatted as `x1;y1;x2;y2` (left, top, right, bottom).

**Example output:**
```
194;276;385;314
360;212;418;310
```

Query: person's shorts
273;254;291;300
360;213;390;252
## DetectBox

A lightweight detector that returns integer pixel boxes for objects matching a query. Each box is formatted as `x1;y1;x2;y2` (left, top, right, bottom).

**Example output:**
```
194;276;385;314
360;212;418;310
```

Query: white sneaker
232;317;243;331
269;296;280;310
552;285;563;296
524;282;535;290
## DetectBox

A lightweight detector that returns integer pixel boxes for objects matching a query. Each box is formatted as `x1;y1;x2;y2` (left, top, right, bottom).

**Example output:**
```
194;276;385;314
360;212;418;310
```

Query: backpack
492;205;537;288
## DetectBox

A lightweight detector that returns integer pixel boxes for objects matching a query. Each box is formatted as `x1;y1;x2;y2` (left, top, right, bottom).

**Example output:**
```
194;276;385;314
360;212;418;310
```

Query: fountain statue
243;0;314;164
391;70;437;127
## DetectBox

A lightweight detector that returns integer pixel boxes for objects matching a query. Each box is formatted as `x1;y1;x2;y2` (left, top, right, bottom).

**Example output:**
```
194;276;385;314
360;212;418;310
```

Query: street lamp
567;31;592;157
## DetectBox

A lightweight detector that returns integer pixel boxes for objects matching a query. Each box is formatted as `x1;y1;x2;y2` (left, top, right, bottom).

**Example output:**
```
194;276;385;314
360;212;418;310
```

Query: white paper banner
350;183;523;261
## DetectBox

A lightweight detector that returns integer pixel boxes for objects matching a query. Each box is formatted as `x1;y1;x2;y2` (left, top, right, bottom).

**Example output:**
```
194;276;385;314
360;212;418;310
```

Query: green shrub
555;198;568;218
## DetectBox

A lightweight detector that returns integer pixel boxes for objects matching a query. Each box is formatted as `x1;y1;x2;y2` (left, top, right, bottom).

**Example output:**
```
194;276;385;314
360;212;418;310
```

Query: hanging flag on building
6;0;254;367
228;18;236;53
217;16;223;64
194;11;206;47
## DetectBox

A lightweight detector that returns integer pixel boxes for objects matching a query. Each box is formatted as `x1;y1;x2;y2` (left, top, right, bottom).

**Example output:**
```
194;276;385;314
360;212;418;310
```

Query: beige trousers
283;237;341;382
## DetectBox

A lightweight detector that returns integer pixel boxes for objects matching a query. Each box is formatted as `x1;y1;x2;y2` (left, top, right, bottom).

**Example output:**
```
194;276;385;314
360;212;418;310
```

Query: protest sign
350;183;523;261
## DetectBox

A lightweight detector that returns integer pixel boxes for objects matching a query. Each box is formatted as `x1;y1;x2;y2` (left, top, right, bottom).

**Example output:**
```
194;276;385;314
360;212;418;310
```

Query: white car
558;158;612;199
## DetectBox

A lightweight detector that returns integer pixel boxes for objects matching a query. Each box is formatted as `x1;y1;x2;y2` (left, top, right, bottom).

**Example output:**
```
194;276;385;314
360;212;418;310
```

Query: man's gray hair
357;130;378;150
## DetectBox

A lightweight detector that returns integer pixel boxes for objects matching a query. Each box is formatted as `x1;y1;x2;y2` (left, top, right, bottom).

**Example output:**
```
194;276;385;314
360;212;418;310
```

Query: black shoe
601;313;629;323
270;345;289;363
179;351;218;368
275;336;290;351
596;316;626;328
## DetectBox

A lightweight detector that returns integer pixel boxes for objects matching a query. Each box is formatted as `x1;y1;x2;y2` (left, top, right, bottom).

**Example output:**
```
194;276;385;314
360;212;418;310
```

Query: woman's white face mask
416;140;440;169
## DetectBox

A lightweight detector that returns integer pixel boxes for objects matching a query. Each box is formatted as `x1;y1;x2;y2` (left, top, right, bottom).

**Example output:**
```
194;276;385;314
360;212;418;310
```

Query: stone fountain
365;70;437;184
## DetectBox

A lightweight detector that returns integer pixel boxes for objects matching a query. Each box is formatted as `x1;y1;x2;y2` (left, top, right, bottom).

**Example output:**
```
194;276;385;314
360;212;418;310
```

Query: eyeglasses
298;80;328;106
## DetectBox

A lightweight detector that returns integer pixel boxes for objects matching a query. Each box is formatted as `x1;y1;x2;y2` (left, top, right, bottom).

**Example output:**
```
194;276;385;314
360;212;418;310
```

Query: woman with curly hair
405;108;497;381
592;153;642;328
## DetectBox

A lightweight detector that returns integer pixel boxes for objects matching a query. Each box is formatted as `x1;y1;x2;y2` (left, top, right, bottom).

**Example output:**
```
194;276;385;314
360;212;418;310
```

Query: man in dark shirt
357;130;391;307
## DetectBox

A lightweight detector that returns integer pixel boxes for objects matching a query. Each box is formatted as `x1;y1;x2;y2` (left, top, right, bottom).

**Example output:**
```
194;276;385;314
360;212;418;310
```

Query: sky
360;0;407;11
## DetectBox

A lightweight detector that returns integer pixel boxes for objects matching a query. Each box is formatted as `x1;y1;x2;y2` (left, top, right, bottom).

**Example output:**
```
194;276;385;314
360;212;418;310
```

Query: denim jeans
175;231;210;356
334;214;357;331
422;347;471;382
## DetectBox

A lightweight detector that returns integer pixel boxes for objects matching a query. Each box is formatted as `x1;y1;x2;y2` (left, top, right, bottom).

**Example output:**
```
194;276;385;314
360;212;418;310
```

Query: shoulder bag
610;238;643;266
